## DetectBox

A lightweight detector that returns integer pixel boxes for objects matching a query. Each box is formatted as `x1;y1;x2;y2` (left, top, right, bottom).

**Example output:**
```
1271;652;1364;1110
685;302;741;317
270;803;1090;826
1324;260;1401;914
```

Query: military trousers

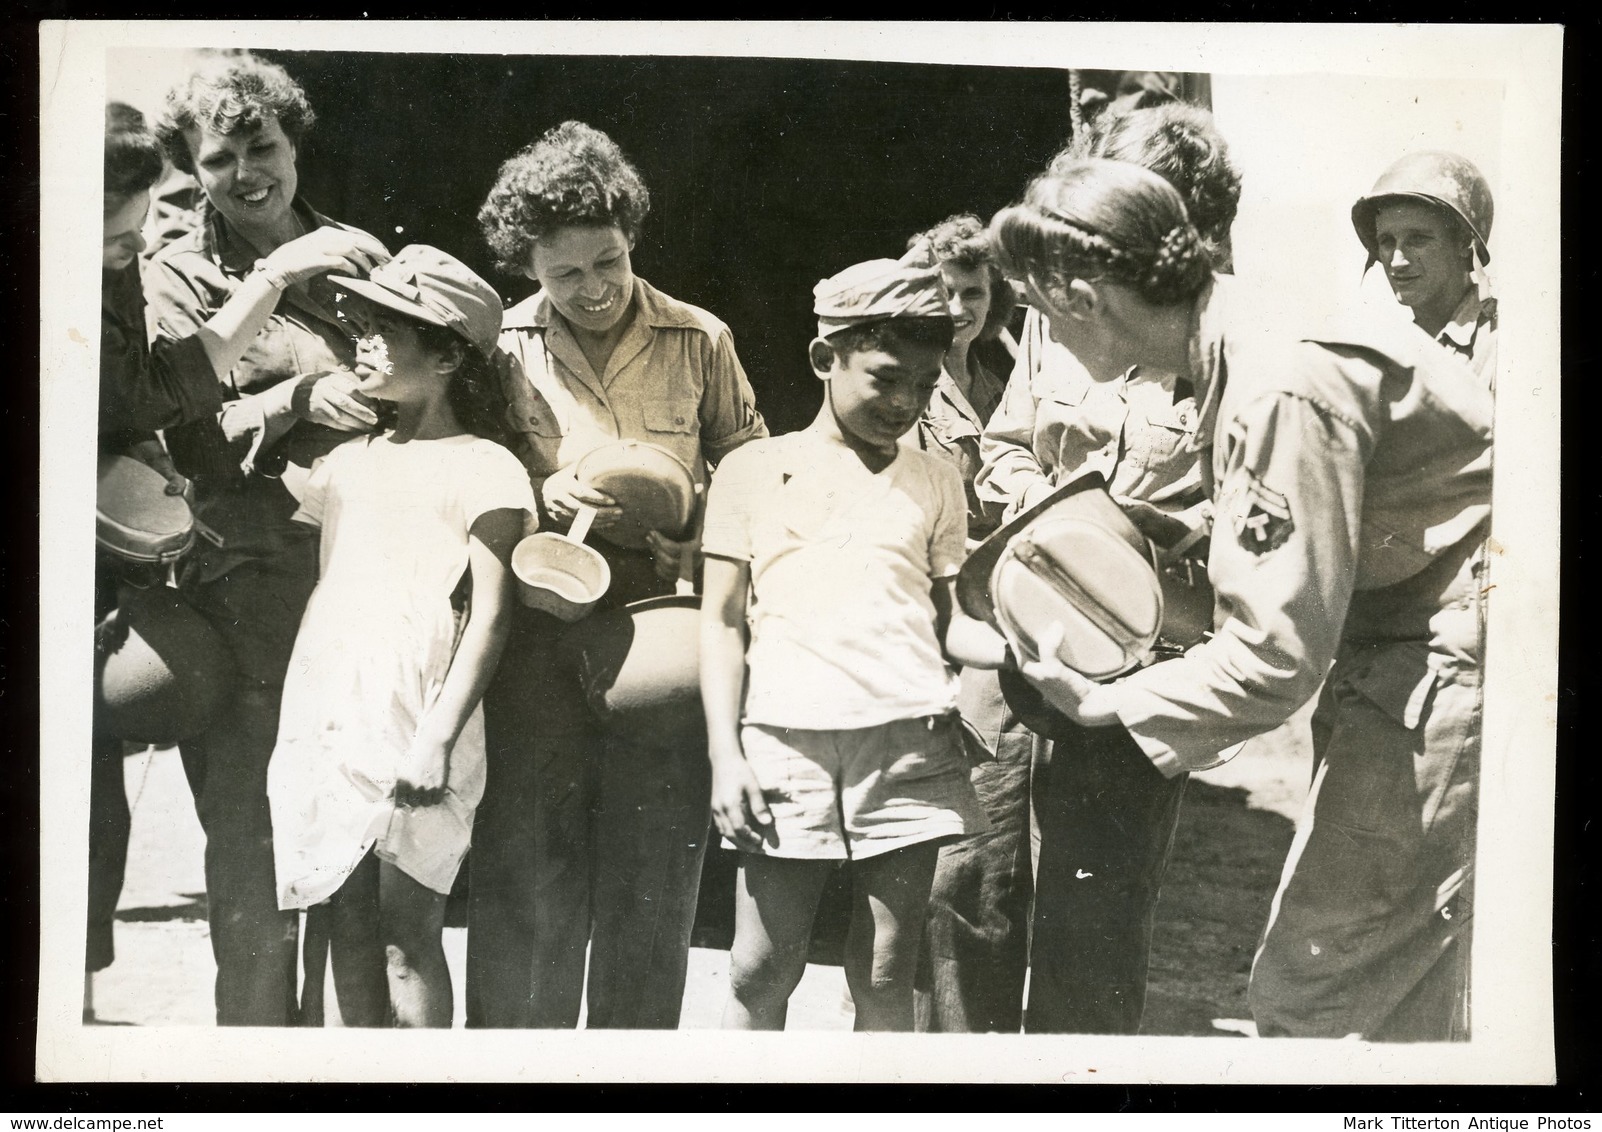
1250;644;1479;1041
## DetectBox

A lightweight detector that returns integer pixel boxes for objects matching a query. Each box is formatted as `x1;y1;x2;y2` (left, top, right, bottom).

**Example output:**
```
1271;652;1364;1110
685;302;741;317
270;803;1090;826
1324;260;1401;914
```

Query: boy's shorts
737;714;990;860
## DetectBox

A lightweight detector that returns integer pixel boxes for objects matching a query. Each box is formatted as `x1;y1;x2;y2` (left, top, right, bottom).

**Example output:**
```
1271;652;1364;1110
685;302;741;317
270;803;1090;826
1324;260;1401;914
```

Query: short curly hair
155;52;316;176
478;121;652;275
906;213;1014;344
105;102;164;209
1058;102;1242;270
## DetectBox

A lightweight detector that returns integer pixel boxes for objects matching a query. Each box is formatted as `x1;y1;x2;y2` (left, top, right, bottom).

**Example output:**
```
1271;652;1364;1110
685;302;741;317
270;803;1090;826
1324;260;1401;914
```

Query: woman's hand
645;529;699;584
1115;497;1195;549
1017;623;1126;727
258;227;390;291
394;735;451;809
125;438;188;496
541;465;622;532
710;752;776;852
292;370;382;432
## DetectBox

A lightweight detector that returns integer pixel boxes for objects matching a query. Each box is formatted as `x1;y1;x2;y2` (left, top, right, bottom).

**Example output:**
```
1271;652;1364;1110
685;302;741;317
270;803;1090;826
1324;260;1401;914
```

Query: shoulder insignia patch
1230;473;1294;554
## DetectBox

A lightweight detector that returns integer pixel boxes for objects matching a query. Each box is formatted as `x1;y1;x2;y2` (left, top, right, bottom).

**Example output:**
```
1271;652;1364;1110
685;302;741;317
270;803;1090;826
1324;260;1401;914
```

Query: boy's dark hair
413;322;514;447
824;316;955;360
156;52;316;176
105;101;165;208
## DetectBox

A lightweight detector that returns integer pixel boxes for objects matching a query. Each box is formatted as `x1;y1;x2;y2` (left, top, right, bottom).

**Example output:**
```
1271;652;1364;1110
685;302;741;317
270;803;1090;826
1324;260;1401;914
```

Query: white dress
268;433;535;909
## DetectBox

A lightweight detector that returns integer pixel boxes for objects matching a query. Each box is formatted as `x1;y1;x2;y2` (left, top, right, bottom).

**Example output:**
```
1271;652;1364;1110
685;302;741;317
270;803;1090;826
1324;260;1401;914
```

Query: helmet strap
1470;243;1493;300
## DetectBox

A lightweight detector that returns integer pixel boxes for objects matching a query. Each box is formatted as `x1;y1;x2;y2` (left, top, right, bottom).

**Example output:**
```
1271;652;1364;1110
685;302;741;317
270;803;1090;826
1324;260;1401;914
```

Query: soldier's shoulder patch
1227;472;1295;554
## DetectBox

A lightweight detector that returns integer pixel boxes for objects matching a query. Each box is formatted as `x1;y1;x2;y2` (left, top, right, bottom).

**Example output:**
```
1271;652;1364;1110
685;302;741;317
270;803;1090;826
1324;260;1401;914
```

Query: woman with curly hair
969;109;1240;1035
143;52;391;1026
469;120;766;1029
998;159;1490;1042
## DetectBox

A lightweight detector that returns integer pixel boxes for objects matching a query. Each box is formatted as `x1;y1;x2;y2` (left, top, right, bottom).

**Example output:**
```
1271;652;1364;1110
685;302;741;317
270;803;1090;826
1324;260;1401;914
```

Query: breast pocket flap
644;398;700;434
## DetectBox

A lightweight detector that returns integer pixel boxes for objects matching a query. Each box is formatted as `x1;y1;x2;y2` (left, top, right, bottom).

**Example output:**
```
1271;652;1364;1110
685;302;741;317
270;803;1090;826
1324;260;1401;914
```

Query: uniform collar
199;196;332;274
501;275;701;332
1185;273;1229;453
1437;289;1496;351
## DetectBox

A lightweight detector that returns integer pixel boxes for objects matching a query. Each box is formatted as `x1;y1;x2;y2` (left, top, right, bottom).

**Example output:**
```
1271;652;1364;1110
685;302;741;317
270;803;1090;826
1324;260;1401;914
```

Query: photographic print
37;20;1562;1085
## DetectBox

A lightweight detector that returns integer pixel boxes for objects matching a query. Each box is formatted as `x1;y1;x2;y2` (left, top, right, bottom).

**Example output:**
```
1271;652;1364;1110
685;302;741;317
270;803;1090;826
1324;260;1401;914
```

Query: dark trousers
87;728;130;974
177;554;316;1026
88;557;130;975
914;666;1043;1033
466;552;711;1030
1026;719;1189;1035
1250;651;1479;1040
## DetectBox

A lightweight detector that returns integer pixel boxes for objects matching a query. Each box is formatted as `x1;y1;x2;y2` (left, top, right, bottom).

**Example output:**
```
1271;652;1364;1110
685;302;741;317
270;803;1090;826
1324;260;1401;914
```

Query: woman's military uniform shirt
495;276;767;529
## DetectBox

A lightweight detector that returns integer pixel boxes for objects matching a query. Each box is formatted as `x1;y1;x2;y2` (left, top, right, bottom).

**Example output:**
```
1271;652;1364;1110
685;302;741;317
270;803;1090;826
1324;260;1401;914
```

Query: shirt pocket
1127;400;1200;478
1339;642;1439;731
643;398;700;436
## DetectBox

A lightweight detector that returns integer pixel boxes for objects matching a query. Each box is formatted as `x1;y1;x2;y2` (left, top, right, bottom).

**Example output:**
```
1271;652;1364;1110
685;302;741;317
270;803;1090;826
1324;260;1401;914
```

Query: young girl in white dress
267;245;535;1027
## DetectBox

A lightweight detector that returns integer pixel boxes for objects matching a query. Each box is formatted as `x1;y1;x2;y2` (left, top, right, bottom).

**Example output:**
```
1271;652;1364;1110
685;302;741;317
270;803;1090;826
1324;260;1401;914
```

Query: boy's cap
331;244;503;356
813;253;950;337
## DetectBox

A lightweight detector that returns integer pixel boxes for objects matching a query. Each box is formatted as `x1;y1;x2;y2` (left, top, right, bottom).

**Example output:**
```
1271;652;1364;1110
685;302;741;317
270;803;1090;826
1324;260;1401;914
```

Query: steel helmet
1351;151;1495;266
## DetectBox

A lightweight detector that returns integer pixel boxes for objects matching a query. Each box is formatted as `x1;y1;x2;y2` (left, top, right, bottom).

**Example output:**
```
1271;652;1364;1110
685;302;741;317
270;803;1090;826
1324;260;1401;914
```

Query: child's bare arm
394;506;523;806
934;575;1011;671
699;555;774;850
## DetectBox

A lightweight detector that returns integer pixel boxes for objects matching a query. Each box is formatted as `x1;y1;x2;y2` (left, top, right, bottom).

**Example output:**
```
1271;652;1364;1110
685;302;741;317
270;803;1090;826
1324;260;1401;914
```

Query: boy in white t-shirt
700;256;1009;1030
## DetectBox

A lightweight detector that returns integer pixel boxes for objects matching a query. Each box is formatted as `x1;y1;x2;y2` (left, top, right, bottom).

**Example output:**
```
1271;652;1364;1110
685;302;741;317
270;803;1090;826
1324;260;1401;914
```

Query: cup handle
674;534;698;596
567;504;597;545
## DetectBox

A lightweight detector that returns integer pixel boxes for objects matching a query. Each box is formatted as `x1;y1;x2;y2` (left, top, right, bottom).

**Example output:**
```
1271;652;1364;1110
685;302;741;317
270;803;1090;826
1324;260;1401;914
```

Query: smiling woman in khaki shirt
467;120;766;1031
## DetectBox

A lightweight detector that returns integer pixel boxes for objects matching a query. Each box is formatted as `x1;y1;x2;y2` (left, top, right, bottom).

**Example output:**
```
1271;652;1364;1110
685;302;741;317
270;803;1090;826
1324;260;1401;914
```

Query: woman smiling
468;121;766;1030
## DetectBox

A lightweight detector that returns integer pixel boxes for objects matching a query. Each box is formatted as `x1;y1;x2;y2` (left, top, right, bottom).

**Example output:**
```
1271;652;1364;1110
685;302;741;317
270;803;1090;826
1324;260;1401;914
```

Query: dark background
267;50;1075;434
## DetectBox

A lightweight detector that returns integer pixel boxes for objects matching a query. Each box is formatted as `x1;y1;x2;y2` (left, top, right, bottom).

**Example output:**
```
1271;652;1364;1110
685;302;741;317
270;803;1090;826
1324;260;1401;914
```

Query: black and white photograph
37;20;1563;1085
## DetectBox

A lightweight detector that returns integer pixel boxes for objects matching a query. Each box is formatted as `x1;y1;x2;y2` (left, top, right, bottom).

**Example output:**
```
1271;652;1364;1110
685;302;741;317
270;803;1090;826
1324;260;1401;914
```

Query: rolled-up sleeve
697;326;768;465
144;254;250;479
976;312;1053;520
1116;388;1372;776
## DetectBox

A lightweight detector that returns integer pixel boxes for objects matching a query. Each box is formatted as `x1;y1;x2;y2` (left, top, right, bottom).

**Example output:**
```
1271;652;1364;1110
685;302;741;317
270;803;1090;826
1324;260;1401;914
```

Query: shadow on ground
689;778;1297;1036
1141;779;1297;1035
116;892;208;923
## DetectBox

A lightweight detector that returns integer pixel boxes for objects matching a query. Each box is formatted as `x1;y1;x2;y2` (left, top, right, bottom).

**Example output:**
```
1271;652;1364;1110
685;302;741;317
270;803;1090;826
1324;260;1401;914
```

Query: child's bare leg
724;854;834;1030
377;859;451;1028
844;842;940;1031
326;852;387;1027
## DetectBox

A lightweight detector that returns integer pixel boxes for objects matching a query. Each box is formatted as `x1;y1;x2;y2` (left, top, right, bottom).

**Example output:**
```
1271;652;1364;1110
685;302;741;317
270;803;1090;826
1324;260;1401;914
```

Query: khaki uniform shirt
903;359;1007;542
99;260;220;455
1436;289;1498;392
976;306;1207;524
496;277;767;527
145;199;389;582
1115;277;1494;775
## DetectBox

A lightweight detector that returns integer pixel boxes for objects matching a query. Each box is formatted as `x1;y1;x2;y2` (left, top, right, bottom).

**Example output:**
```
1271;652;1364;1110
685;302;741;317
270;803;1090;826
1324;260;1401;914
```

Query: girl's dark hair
990;158;1211;307
1060;102;1242;271
906;213;1014;343
413;323;514;447
105;102;164;209
477;121;651;275
824;316;955;360
156;52;316;176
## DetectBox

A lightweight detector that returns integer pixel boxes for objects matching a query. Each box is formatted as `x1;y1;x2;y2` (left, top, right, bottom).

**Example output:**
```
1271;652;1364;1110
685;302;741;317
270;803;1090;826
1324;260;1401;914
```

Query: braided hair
990;158;1211;307
1061;102;1242;270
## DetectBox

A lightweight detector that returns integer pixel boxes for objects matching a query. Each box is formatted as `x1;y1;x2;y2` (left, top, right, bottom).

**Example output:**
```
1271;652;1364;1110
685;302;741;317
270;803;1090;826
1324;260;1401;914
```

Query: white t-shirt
701;428;967;730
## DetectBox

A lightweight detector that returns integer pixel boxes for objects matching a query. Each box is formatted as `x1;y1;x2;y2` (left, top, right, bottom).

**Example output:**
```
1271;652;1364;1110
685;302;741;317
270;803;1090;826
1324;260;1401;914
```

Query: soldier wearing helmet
1351;151;1497;386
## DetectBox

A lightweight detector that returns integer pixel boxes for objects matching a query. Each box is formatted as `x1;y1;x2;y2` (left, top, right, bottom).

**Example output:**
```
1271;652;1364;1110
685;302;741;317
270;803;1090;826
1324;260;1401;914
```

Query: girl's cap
331;244;503;355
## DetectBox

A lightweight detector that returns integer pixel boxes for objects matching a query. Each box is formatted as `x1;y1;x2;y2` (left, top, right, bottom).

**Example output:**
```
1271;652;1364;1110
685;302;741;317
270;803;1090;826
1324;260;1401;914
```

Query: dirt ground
86;708;1311;1035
